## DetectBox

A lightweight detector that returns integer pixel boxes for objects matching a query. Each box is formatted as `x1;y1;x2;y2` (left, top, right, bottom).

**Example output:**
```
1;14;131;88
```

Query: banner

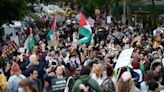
114;48;134;70
88;18;95;27
48;32;59;47
48;40;59;47
1;41;19;57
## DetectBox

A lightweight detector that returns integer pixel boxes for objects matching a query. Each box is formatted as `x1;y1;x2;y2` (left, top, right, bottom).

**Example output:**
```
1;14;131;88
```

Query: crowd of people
1;4;164;92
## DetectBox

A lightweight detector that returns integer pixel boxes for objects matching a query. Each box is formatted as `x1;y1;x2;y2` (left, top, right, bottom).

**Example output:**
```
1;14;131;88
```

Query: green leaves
0;0;27;25
76;0;113;15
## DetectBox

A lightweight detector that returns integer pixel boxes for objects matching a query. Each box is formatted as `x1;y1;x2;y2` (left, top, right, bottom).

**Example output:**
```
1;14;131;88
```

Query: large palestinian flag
78;13;92;44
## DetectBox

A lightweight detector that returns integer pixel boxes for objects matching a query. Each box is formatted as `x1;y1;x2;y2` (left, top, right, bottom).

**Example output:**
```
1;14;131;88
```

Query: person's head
148;81;158;92
143;70;154;84
55;51;60;57
50;50;55;57
70;67;77;76
88;61;98;68
153;72;162;82
132;61;140;69
105;54;114;63
80;66;91;76
83;50;88;56
152;62;161;72
68;47;77;57
157;48;162;55
88;52;95;59
116;73;133;92
29;67;38;79
0;60;6;69
100;40;105;46
60;50;66;58
29;54;39;65
19;79;39;92
11;63;21;75
33;45;39;53
106;67;113;77
55;65;64;76
92;64;103;78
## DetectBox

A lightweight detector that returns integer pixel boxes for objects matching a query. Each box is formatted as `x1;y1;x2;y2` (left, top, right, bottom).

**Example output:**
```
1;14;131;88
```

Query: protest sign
114;48;134;70
1;41;19;58
48;40;59;47
153;27;164;36
107;16;111;24
48;33;59;47
88;18;95;27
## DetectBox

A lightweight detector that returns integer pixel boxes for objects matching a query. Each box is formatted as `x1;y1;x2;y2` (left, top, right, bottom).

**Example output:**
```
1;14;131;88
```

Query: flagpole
53;13;58;49
77;14;81;63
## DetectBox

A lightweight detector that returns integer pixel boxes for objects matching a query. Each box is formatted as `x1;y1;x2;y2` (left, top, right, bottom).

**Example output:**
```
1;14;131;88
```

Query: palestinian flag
23;28;35;53
46;15;57;46
78;13;92;44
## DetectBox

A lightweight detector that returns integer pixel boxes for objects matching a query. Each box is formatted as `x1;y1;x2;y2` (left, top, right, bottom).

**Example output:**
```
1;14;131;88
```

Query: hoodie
71;75;102;92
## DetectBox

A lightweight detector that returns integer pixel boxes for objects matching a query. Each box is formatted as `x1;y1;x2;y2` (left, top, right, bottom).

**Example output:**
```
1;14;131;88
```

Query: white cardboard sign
114;48;134;70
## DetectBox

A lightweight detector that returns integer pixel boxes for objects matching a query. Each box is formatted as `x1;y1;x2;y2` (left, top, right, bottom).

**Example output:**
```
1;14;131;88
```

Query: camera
51;61;57;65
49;57;58;67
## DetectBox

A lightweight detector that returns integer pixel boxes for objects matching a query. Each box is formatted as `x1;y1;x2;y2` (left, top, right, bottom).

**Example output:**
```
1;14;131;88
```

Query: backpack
64;76;73;92
16;74;25;92
101;78;115;92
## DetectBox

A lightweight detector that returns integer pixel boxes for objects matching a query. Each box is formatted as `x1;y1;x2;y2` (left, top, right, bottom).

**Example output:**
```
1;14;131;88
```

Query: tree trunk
115;0;120;21
152;0;157;28
127;0;132;25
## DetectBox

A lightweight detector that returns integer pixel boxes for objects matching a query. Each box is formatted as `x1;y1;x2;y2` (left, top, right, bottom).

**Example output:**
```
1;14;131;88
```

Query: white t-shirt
91;73;104;85
140;81;148;92
7;74;26;92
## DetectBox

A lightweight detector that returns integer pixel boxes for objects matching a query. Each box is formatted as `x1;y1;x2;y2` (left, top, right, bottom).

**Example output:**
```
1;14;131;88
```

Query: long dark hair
29;82;39;92
19;79;39;92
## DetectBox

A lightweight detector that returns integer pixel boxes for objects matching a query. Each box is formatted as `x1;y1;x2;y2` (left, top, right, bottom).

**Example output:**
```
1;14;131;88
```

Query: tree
76;0;95;16
152;0;157;28
112;0;143;25
76;0;114;16
0;0;27;26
